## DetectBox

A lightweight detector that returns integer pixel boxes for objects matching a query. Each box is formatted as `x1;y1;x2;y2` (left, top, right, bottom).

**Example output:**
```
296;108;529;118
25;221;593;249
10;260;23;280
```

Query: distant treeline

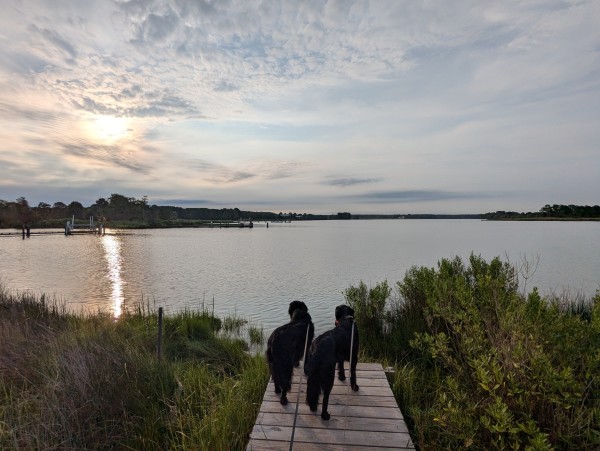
482;204;600;220
351;214;481;219
3;195;598;228
0;194;349;228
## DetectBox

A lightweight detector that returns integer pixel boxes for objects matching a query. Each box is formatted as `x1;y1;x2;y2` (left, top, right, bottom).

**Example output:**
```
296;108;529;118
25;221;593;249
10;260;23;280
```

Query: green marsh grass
0;284;268;450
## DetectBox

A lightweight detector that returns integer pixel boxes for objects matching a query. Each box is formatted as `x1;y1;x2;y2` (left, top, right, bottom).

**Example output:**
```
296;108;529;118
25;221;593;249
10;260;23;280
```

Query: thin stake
157;307;163;360
289;323;311;451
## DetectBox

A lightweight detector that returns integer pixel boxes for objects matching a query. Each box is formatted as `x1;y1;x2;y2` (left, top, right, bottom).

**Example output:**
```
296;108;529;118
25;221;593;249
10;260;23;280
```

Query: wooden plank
265;382;395;398
250;425;414;449
283;376;392;388
247;441;409;450
259;401;404;420
255;413;410;433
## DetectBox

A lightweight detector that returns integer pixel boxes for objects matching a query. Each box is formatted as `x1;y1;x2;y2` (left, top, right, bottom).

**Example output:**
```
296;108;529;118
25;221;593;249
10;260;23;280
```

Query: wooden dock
247;362;414;450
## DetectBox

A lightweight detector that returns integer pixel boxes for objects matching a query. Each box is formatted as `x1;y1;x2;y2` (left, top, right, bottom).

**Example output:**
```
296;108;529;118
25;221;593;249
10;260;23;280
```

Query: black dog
334;304;360;390
304;304;359;420
266;301;314;405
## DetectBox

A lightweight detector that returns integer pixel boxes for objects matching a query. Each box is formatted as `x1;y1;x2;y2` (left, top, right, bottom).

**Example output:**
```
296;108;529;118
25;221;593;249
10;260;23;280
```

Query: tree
67;201;85;219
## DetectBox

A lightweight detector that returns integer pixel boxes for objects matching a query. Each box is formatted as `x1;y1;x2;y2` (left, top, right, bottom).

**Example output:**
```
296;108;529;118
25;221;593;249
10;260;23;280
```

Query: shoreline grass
0;285;268;450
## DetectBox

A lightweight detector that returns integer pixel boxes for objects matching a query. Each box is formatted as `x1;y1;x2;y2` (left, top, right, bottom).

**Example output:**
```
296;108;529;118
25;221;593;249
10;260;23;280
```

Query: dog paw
321;411;330;421
352;384;359;392
338;374;346;381
274;387;281;394
280;396;288;406
309;404;318;412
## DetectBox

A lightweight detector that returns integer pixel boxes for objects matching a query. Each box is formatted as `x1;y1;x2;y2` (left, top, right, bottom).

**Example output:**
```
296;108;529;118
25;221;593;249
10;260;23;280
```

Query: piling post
22;225;25;240
157;307;164;360
26;224;31;238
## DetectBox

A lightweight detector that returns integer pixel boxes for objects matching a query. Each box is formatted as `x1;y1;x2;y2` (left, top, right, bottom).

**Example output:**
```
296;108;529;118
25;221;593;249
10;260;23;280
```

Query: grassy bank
0;286;268;450
345;255;600;449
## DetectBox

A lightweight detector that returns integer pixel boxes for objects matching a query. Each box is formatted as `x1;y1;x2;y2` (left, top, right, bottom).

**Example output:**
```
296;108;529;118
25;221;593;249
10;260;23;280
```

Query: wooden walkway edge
247;362;414;450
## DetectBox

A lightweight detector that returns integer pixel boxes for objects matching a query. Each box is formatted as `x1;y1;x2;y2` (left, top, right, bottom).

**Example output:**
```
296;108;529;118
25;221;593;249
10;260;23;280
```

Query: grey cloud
27;24;77;63
262;161;307;180
71;90;198;118
0;102;60;123
128;5;180;45
0;50;49;74
189;158;256;183
348;190;485;203
325;177;382;187
61;142;153;174
152;198;217;206
214;80;239;92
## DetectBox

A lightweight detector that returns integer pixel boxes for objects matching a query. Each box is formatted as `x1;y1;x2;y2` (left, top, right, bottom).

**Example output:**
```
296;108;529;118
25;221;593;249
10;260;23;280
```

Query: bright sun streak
101;234;124;318
88;115;130;142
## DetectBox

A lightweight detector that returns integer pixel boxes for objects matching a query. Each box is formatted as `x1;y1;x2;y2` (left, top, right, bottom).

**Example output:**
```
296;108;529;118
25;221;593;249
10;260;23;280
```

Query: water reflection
101;234;124;318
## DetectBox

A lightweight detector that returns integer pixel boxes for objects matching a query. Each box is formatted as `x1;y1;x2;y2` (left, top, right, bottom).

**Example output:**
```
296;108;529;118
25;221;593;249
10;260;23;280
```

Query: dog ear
288;301;299;316
335;304;343;320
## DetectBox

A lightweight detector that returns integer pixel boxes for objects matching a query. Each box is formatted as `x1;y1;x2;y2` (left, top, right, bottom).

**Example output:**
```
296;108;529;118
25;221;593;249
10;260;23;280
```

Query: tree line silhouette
0;194;339;228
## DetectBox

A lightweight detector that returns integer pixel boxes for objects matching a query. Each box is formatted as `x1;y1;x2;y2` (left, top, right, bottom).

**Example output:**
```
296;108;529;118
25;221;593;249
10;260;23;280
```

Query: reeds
0;285;268;450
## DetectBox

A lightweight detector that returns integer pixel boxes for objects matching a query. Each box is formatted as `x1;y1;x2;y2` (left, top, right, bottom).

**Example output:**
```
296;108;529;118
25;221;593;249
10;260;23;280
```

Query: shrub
349;255;600;449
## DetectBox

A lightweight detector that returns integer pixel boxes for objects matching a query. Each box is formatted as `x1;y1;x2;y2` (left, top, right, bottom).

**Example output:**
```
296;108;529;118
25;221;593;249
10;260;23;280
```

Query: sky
0;0;599;215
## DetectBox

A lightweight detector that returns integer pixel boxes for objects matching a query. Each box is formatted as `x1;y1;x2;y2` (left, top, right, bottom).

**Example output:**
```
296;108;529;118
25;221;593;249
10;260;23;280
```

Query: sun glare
101;234;124;318
88;115;131;142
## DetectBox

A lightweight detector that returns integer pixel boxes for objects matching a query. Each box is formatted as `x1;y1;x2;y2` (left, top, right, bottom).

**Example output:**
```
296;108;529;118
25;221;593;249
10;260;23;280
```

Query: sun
87;115;131;142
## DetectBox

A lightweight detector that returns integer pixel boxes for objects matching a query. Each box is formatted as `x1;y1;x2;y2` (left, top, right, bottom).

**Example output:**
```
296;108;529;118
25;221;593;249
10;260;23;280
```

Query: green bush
347;255;600;449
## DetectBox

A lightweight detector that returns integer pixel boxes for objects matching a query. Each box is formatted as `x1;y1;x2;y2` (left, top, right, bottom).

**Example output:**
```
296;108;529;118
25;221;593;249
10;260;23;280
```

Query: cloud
152;198;217;206
324;177;382;187
29;24;78;60
348;190;493;203
60;141;153;174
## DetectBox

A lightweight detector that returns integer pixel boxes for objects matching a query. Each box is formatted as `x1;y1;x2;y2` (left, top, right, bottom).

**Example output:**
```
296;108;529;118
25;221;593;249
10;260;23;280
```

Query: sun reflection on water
101;234;124;318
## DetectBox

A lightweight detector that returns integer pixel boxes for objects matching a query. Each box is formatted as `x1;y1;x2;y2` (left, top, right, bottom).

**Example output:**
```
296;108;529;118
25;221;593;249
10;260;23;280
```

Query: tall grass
0;284;268;450
345;255;600;450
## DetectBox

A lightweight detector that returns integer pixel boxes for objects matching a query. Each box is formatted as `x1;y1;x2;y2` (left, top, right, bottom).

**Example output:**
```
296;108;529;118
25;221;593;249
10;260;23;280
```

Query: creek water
1;219;598;335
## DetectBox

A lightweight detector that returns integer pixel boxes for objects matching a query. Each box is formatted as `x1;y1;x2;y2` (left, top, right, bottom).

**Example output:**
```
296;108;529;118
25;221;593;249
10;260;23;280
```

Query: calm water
1;220;599;334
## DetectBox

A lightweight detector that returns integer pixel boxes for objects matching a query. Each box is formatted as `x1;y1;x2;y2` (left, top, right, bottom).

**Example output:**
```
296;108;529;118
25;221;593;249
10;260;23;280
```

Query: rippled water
1;220;599;334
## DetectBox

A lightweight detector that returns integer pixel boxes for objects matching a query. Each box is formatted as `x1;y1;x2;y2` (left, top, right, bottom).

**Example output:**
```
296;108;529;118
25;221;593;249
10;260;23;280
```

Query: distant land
1;194;599;229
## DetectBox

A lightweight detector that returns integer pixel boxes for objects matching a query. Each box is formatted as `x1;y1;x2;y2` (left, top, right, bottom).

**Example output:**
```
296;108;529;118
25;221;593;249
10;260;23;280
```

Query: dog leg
280;389;288;405
350;356;359;391
321;391;331;420
274;384;281;394
306;376;319;412
337;358;346;381
320;365;335;420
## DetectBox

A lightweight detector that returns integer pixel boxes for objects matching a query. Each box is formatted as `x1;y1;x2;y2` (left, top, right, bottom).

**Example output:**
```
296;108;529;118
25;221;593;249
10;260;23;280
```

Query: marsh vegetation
345;255;599;449
0;286;268;450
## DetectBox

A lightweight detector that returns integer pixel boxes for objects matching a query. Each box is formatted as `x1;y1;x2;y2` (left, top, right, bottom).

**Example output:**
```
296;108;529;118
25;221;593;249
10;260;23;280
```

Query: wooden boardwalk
247;362;414;450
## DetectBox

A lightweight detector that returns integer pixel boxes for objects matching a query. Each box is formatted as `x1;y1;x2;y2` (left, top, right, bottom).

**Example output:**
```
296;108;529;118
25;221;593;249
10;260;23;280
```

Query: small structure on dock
65;215;105;236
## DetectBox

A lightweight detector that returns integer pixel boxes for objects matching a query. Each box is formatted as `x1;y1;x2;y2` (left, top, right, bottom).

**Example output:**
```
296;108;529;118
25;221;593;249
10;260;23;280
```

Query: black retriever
304;304;359;420
266;301;314;405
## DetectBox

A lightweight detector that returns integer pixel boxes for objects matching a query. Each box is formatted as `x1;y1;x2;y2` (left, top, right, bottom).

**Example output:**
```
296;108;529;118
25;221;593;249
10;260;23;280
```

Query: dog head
335;304;355;326
288;300;308;318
